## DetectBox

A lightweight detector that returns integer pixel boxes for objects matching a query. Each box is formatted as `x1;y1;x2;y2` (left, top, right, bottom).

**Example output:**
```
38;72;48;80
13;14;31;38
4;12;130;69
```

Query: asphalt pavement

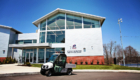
0;72;140;80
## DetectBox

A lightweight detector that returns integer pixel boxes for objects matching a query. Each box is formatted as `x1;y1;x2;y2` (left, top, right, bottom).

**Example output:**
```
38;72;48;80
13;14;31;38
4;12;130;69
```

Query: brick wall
67;56;104;65
0;57;6;62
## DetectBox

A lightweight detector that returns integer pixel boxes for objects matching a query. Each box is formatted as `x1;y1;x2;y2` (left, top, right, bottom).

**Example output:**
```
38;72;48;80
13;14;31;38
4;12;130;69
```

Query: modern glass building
2;8;105;64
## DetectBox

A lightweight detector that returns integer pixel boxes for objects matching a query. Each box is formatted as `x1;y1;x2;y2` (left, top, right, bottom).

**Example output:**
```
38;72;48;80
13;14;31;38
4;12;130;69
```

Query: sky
0;0;140;52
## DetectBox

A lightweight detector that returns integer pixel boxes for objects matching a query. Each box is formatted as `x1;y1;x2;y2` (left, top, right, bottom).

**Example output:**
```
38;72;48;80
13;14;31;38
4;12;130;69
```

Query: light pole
118;18;125;66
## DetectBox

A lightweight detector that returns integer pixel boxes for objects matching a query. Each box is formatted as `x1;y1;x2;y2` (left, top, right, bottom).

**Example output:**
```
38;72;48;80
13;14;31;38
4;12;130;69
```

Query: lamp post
118;18;125;66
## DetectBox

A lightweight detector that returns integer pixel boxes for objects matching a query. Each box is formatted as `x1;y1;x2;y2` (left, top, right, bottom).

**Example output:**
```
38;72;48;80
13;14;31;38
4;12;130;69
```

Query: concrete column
82;17;84;29
11;48;14;59
37;23;40;43
65;13;66;30
44;48;46;63
36;48;39;63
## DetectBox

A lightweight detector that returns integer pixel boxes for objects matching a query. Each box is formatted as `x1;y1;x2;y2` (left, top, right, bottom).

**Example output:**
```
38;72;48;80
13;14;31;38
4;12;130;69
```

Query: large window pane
24;40;32;44
39;32;45;43
83;18;100;28
66;14;82;29
34;49;37;63
40;20;46;30
38;48;44;63
47;13;65;30
47;31;65;43
46;49;55;62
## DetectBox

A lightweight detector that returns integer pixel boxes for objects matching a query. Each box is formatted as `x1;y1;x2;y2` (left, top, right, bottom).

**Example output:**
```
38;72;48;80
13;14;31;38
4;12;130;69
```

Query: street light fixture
118;18;125;66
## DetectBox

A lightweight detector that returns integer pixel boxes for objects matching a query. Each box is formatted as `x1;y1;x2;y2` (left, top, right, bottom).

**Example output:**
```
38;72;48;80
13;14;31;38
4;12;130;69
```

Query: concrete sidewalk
0;64;140;77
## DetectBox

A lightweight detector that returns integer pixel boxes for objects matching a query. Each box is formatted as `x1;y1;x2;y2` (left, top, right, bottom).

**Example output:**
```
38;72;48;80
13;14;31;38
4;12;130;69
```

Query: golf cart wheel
45;70;52;77
40;70;45;75
67;69;72;75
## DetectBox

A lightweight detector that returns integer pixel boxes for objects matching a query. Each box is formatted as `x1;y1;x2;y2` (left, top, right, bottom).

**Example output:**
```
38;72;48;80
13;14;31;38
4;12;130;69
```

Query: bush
70;60;72;64
75;60;77;65
80;60;83;65
25;62;31;66
85;61;88;65
91;60;93;65
0;57;17;64
97;60;99;65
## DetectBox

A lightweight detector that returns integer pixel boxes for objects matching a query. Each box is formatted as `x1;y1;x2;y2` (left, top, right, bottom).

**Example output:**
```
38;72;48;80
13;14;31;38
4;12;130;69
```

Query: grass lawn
31;64;140;70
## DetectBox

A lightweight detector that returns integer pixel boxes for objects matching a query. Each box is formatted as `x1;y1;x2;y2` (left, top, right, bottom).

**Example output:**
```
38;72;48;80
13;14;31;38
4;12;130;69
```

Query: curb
0;70;140;77
73;70;140;73
0;72;40;77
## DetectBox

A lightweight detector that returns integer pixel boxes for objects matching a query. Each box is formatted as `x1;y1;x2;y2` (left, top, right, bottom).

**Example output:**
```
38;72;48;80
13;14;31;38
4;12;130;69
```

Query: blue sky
0;0;140;52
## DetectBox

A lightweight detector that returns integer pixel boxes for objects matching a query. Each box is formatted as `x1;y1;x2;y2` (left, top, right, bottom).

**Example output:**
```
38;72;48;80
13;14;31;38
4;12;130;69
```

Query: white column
12;48;14;59
65;13;66;30
37;23;40;43
21;48;23;63
82;17;84;29
45;19;47;43
36;48;39;63
44;48;46;63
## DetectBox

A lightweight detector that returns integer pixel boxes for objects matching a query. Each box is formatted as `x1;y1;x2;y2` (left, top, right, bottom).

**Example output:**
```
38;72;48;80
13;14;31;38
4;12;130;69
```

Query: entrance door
25;52;34;63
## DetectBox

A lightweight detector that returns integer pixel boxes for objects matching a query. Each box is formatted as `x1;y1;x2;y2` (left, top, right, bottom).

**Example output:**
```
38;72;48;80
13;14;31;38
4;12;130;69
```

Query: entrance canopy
9;43;52;49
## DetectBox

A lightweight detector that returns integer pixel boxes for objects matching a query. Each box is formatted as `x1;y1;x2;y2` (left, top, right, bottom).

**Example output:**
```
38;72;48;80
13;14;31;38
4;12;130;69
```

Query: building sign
67;50;82;53
67;44;82;53
72;44;76;49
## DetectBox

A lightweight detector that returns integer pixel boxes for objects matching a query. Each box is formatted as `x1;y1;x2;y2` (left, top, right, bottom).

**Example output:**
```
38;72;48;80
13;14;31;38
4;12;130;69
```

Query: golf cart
40;53;76;76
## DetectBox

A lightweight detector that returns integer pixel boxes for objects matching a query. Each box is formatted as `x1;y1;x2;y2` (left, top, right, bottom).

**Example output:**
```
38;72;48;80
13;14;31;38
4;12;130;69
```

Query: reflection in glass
47;13;65;30
83;18;100;28
40;20;46;30
66;14;82;29
47;31;65;43
40;32;45;43
38;48;44;63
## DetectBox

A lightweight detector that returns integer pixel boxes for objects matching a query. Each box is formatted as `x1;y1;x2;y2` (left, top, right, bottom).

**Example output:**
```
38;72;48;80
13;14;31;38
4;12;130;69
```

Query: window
38;48;44;63
3;50;5;54
47;31;65;43
66;14;82;29
83;48;86;52
24;40;32;44
16;40;37;44
33;40;37;43
39;32;45;43
47;13;65;30
40;20;46;30
83;18;100;28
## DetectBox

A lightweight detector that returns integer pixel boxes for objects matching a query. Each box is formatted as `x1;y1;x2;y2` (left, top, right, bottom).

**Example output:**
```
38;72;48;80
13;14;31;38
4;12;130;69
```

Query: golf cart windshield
47;54;58;63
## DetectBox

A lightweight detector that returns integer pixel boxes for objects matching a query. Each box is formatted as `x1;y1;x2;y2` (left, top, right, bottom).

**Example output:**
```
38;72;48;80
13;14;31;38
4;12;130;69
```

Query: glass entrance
25;52;34;63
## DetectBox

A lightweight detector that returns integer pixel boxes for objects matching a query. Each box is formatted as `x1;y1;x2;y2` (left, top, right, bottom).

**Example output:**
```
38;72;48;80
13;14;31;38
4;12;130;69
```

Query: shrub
91;60;93;65
97;60;99;65
70;60;72;64
85;61;88;65
25;62;31;66
75;60;77;64
80;60;83;65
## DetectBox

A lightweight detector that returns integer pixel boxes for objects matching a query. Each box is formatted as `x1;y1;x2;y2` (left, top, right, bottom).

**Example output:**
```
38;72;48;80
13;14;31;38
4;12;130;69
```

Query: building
0;8;105;64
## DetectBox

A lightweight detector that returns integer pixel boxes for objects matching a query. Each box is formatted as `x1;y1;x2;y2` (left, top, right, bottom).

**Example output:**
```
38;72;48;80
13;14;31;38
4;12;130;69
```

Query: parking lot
0;72;140;80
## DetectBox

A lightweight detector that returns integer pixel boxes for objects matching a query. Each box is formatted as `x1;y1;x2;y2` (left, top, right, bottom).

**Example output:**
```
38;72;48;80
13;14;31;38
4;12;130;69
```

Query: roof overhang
9;43;52;49
0;25;22;34
32;8;106;27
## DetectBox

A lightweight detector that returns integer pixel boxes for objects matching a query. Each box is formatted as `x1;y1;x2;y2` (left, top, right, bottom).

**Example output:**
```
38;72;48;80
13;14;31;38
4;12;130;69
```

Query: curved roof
32;8;106;27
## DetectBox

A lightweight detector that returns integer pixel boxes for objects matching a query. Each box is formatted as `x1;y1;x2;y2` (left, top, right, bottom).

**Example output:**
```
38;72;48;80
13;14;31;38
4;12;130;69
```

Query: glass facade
40;20;46;30
47;31;65;43
66;14;82;29
38;48;44;63
46;48;65;62
47;13;65;30
39;32;45;43
22;49;36;63
16;40;37;44
83;18;100;28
